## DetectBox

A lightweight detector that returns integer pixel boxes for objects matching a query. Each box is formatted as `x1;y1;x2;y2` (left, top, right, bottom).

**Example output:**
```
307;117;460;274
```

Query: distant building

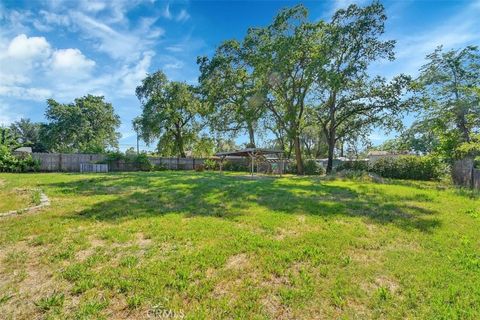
13;147;33;155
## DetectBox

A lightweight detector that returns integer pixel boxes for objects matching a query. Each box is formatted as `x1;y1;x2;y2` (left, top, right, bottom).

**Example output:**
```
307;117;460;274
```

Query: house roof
14;147;32;153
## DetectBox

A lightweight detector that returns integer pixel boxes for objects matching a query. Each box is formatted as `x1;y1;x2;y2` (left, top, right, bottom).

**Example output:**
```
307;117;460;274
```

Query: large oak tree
42;95;120;153
198;40;264;147
314;3;412;173
135;71;201;157
244;5;325;174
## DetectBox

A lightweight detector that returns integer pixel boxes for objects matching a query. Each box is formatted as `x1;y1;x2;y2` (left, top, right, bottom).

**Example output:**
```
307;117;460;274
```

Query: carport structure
215;148;285;176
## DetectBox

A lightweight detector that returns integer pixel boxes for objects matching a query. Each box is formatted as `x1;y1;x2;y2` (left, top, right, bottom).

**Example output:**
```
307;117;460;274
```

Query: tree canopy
415;46;480;159
135;71;202;157
42;95;121;153
198;40;264;148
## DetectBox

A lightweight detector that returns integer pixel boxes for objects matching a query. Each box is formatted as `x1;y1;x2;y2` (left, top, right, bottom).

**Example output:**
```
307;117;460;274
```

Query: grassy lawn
0;179;40;213
0;171;480;319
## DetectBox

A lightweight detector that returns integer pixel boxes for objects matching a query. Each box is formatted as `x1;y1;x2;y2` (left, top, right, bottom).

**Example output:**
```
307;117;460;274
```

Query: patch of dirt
273;227;299;240
348;249;383;264
374;275;399;293
0;241;69;319
261;273;290;288
260;294;293;320
297;215;306;223
212;278;242;299
360;275;400;295
89;237;107;248
225;253;250;270
136;233;152;248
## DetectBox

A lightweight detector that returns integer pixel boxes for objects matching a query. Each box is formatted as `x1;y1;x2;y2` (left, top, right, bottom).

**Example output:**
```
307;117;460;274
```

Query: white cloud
51;48;96;78
161;4;190;22
162;4;172;19
0;34;97;100
80;0;107;13
118;51;154;95
0;34;51;86
0;86;52;101
379;0;480;79
6;34;51;61
176;9;190;22
65;11;163;61
0;100;22;125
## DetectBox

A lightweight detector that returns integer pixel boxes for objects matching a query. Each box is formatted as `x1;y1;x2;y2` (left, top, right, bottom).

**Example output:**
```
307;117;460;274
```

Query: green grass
0;171;479;319
0;178;40;212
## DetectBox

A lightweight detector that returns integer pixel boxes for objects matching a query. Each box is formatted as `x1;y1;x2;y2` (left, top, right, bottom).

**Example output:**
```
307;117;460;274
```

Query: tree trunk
293;135;304;175
326;128;336;174
453;70;470;143
175;124;186;158
247;123;256;148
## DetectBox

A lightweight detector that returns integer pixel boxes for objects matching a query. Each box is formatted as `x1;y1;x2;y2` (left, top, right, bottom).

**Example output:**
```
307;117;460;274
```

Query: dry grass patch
225;253;250;270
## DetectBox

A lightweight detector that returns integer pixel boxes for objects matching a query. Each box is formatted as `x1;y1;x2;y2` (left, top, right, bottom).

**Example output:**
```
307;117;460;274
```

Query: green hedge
0;145;40;172
337;156;444;180
103;152;153;171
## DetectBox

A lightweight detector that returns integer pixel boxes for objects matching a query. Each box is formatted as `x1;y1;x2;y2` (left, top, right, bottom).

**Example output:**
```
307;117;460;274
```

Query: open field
1;172;480;319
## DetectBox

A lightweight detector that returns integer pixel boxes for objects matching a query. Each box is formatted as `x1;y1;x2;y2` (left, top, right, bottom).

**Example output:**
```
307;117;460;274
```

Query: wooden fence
33;153;105;172
452;159;480;190
31;153;246;172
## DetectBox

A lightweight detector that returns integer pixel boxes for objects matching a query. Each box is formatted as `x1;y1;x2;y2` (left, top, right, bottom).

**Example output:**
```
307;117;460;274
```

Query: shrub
134;153;153;171
203;159;218;171
152;164;167;171
370;155;443;180
0;145;40;172
304;159;325;175
195;165;205;172
222;160;248;172
285;161;298;174
104;151;153;171
335;160;369;172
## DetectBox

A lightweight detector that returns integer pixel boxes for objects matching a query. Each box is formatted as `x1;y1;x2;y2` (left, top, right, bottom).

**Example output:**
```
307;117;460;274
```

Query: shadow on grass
42;171;441;232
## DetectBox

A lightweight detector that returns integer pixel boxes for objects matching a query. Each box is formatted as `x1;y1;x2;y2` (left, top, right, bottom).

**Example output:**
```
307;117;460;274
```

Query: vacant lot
0;172;479;319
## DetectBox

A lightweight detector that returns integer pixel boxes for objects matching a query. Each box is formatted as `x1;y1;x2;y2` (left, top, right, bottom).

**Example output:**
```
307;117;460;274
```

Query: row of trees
4;3;478;175
135;3;414;174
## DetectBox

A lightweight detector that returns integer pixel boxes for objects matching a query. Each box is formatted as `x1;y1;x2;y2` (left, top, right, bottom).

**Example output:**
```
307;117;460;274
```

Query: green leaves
135;71;202;157
43;95;121;153
198;39;264;147
414;46;480;160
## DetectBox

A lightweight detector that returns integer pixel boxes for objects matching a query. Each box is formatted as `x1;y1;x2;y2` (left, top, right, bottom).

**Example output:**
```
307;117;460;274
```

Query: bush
152;164;167;171
304;159;325;175
333;156;444;181
203;159;218;171
370;155;444;180
135;153;153;171
335;160;369;172
104;152;153;171
0;145;40;172
285;161;298;174
222;160;248;172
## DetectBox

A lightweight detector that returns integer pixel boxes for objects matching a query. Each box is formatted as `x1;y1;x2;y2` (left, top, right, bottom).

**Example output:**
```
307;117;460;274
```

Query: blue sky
1;0;479;151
